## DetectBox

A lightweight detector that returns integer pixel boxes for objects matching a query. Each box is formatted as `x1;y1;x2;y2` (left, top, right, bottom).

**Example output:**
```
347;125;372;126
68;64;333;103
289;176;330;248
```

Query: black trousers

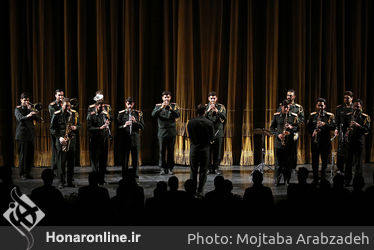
91;138;108;184
336;140;347;173
345;141;364;184
122;135;140;177
17;140;34;177
51;135;58;171
190;146;209;193
56;140;75;184
311;142;331;181
158;136;175;170
275;146;292;184
209;137;223;171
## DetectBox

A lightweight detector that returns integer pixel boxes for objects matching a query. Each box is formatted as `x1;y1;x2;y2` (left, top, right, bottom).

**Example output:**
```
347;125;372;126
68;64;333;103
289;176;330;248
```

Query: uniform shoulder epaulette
89;104;95;108
310;112;316;115
49;101;56;106
136;110;143;116
54;110;61;114
346;112;352;115
156;103;162;106
274;112;280;116
70;109;76;113
118;110;125;114
90;111;95;115
219;104;226;109
290;112;298;117
295;103;301;107
205;103;208;106
326;112;334;116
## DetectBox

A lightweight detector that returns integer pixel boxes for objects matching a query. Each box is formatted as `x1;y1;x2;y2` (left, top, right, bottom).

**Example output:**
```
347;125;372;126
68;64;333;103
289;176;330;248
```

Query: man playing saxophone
306;98;335;184
270;100;299;186
50;98;80;188
343;99;371;186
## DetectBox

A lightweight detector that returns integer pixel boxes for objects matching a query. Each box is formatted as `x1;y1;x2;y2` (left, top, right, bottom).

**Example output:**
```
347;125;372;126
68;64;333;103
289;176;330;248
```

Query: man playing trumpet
205;91;226;174
152;91;180;175
15;92;40;179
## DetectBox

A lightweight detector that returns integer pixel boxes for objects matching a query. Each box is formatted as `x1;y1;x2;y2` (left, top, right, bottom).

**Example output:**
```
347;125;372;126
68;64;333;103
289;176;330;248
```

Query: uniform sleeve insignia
290;112;298;117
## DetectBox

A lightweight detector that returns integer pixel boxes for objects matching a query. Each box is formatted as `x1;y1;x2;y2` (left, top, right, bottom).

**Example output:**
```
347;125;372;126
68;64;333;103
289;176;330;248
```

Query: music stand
252;128;274;174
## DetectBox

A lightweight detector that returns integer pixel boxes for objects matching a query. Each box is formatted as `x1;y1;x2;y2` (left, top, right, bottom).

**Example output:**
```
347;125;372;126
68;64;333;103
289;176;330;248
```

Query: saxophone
62;111;73;152
344;109;359;143
281;112;290;146
313;110;322;144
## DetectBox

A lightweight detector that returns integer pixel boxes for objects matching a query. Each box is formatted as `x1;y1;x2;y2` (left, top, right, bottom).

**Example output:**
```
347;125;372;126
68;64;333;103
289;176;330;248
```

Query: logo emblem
3;187;45;250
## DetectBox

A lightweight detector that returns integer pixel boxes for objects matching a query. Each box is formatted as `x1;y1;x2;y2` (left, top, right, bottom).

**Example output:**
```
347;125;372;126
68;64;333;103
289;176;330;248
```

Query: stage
11;164;374;201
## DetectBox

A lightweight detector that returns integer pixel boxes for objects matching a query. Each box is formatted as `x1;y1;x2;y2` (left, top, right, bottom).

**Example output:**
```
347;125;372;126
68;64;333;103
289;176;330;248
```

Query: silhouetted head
319;178;331;191
214;175;225;190
184;179;197;195
223;179;233;193
252;170;263;185
154;181;167;198
353;175;365;191
297;167;309;184
333;173;345;189
41;169;54;186
88;172;100;186
168;176;179;191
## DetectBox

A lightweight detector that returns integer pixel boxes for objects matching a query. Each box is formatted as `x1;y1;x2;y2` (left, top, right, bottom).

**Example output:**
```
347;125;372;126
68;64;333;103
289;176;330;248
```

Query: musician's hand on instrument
99;124;107;130
70;125;77;130
312;130;318;137
285;123;293;129
125;121;132;127
351;121;360;127
334;129;339;136
278;134;284;140
130;116;136;122
317;121;325;127
27;111;36;117
59;137;67;145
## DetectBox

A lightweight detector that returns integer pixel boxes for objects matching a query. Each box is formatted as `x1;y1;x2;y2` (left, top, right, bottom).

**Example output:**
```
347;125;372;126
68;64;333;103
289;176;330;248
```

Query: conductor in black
306;98;336;184
15;92;40;179
187;104;214;195
117;97;144;178
151;91;180;175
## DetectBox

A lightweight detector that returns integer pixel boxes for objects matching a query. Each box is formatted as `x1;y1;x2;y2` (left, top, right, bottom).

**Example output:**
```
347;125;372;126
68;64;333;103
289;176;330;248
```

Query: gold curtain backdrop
1;0;373;167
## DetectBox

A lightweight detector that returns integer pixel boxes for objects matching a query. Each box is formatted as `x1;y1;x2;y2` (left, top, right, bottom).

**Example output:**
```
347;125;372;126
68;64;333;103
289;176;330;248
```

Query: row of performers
15;89;370;189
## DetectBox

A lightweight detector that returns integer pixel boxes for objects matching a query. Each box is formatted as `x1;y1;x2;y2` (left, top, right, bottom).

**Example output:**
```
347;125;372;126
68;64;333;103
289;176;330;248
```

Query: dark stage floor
11;164;374;201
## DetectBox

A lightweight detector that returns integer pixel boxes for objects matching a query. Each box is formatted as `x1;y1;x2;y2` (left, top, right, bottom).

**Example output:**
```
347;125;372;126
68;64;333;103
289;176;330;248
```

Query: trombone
29;102;44;122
